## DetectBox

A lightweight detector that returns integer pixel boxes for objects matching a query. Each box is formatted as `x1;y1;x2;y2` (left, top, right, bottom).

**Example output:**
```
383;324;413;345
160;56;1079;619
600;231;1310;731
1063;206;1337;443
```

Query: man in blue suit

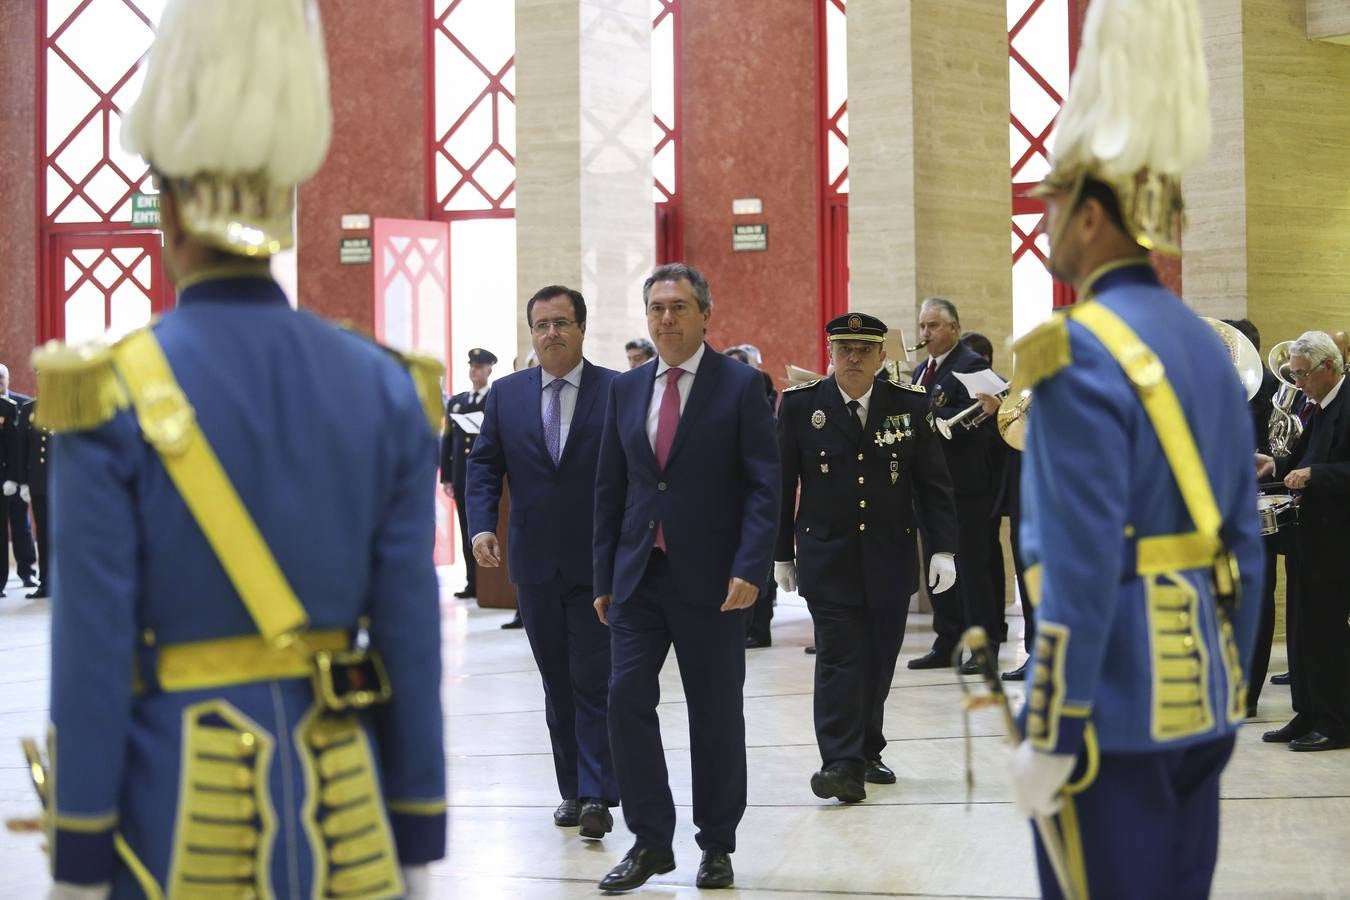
593;263;780;892
467;284;621;841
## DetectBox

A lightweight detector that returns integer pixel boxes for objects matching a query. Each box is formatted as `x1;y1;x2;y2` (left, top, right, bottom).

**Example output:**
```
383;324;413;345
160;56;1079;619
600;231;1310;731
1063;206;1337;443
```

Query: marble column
847;0;1011;364
515;0;654;371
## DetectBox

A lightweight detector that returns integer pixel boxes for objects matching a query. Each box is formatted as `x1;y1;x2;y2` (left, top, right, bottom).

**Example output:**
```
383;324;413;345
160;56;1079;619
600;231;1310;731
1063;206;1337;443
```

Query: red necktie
920;361;935;387
654;367;684;550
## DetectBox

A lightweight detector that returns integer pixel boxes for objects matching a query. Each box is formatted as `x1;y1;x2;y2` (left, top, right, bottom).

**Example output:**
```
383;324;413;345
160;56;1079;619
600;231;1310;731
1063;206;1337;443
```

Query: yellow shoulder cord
113;330;309;643
1071;303;1238;596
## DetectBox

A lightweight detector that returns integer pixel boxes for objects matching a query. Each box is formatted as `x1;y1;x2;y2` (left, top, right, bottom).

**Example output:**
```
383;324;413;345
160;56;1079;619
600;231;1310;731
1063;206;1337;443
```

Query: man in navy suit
906;298;1004;672
593;263;780;892
467;285;621;839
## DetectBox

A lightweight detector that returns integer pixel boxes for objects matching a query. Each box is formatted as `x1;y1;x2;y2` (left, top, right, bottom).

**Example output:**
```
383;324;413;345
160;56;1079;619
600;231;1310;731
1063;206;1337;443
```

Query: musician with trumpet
907;298;1006;673
1255;330;1350;752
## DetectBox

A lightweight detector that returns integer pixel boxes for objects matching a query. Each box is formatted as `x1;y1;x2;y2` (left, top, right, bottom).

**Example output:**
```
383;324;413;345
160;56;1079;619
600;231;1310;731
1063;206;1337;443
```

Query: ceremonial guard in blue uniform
15;399;52;598
775;313;959;802
26;3;447;897
440;348;496;600
1007;2;1264;897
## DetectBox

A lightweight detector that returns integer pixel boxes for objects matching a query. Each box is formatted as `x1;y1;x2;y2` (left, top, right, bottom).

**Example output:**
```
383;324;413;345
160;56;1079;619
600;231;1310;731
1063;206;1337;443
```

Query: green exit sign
131;192;160;227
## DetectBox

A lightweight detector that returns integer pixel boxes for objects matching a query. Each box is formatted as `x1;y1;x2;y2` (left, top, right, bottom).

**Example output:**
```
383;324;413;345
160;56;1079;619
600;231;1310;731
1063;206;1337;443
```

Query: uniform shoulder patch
30;337;131;432
1011;315;1071;392
783;379;821;393
339;326;447;433
882;379;926;395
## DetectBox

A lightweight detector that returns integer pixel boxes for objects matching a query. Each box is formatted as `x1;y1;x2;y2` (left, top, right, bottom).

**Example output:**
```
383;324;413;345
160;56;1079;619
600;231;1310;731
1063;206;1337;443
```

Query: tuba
1267;341;1302;458
997;389;1033;450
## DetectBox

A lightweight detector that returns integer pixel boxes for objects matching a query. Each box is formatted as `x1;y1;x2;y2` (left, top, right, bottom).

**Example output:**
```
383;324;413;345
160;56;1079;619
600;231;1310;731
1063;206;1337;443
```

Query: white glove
48;884;111;900
402;865;431;899
774;560;797;593
1010;740;1077;819
19;484;30;504
2;480;15;496
928;552;956;594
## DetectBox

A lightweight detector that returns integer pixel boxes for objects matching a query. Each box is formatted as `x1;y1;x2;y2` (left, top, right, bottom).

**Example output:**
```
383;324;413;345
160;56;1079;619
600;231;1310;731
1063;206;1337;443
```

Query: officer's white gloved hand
402;865;431;899
2;480;16;496
1010;740;1077;819
928;552;957;594
773;561;797;593
19;484;30;504
48;883;111;900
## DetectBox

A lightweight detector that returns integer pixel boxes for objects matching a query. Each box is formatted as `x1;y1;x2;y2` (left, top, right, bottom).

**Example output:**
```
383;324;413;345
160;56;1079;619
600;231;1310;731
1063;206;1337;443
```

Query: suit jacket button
857;453;864;461
648;521;655;529
858;523;866;532
857;477;864;485
859;500;866;509
658;482;667;491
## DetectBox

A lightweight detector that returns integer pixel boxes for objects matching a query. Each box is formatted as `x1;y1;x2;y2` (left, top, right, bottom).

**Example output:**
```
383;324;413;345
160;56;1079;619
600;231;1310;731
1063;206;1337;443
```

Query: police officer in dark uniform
775;313;959;802
441;347;496;599
15;399;50;598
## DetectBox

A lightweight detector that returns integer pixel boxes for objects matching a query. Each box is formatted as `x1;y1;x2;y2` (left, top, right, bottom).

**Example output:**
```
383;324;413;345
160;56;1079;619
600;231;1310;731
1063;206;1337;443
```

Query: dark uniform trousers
607;549;748;854
929;489;1004;651
5;495;36;583
1246;535;1280;711
1034;736;1235;900
516;578;618;804
809;597;905;772
1286;531;1350;739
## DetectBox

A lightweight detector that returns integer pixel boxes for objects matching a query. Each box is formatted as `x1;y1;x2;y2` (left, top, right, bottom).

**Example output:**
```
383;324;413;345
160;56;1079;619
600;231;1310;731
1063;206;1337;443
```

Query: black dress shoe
907;648;954;670
810;764;866;803
1289;732;1350;752
745;635;771;648
554;799;580;827
1002;661;1028;681
598;846;676;893
500;613;524;630
26;585;48;600
1262;721;1312;744
864;758;896;785
1270;671;1291;685
578;799;614;840
804;645;817;655
21;578;37;589
695;848;734;889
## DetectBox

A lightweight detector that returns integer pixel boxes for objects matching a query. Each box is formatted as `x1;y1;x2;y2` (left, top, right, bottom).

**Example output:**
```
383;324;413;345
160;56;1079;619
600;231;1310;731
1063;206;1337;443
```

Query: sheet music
952;369;1009;397
450;412;484;434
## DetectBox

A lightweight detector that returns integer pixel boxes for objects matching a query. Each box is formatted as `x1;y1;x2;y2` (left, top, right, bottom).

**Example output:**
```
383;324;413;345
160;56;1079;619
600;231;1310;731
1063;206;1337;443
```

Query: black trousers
808;599;905;770
931;491;1003;652
607;550;748;853
1008;504;1034;652
1286;531;1350;739
452;478;475;592
31;493;49;587
745;579;775;643
1246;536;1280;711
5;493;36;582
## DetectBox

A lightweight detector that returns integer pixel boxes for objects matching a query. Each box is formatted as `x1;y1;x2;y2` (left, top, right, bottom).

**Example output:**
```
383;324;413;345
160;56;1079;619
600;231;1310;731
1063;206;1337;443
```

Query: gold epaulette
339;326;447;433
883;379;927;395
783;379;821;392
1011;314;1072;392
30;338;130;432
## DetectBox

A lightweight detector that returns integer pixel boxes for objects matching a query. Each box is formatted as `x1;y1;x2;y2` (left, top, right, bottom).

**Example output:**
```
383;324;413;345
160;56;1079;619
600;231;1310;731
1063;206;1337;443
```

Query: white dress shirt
920;347;953;382
541;361;585;454
647;342;707;451
837;383;873;427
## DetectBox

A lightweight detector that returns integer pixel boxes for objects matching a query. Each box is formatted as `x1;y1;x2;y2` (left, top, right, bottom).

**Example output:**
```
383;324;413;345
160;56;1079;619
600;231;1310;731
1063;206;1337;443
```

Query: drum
1257;494;1297;535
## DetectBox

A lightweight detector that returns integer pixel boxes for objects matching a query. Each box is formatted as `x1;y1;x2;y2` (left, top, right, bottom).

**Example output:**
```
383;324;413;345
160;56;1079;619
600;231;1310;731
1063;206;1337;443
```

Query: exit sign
130;192;160;227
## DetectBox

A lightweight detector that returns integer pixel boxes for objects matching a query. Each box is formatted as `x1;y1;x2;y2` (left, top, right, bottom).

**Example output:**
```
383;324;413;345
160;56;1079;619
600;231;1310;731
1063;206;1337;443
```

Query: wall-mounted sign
130;192;160;227
732;197;763;216
732;223;768;252
341;213;371;230
340;237;373;264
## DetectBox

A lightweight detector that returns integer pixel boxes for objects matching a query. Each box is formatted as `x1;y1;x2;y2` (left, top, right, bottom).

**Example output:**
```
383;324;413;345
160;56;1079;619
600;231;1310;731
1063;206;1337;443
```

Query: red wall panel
680;0;821;384
297;2;428;332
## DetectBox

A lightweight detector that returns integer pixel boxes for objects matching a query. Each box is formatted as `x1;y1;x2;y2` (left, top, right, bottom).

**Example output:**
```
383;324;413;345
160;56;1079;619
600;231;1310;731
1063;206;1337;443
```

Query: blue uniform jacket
466;359;618;587
593;346;780;607
1019;263;1263;756
47;276;446;896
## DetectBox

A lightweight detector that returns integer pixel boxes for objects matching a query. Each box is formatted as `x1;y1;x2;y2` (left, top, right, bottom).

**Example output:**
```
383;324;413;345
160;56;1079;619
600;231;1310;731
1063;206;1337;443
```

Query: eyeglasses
1289;363;1324;381
531;319;575;335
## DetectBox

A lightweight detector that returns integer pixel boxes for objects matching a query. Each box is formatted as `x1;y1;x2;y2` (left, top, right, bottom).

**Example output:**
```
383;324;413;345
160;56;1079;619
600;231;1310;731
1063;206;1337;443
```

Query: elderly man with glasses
1257;330;1350;751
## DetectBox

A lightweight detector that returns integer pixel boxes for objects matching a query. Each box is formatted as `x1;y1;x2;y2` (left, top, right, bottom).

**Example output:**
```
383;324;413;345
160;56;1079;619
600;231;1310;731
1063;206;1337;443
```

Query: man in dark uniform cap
775;312;959;802
442;347;497;599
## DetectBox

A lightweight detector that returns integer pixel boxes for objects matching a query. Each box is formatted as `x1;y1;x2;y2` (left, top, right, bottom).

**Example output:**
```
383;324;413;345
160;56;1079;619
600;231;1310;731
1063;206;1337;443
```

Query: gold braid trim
1010;315;1071;394
30;338;131;432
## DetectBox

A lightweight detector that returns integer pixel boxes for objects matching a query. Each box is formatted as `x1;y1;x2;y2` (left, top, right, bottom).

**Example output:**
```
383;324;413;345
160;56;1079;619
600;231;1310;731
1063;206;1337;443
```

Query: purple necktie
654;367;684;550
544;379;565;464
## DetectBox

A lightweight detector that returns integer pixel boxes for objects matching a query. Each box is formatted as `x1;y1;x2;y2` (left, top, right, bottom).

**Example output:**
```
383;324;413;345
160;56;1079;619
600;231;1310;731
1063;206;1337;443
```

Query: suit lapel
522;367;548;462
632;360;661;473
558;360;600;467
819;377;860;447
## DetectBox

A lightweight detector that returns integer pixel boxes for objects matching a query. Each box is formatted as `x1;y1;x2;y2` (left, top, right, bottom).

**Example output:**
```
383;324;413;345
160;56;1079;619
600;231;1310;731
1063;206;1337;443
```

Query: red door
45;232;170;345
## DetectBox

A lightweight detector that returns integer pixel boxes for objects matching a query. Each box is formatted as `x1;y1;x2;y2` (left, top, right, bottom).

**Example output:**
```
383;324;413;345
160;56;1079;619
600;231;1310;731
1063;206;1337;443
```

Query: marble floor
1;564;1344;899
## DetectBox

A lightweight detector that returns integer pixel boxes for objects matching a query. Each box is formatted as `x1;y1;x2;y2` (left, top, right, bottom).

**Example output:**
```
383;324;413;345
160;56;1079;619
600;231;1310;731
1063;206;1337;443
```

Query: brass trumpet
997;389;1032;450
936;390;1007;439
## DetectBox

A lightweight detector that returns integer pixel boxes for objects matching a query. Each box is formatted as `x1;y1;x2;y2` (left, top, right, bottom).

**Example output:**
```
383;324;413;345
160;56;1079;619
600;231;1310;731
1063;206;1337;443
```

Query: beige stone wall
848;1;1011;365
515;0;653;371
